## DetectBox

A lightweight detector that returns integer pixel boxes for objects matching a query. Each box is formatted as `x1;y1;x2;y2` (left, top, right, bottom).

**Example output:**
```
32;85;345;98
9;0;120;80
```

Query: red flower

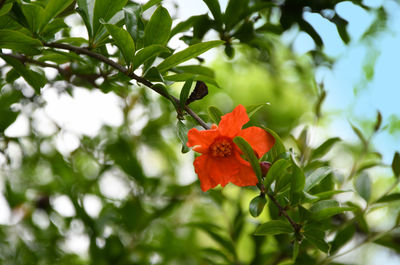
187;105;275;191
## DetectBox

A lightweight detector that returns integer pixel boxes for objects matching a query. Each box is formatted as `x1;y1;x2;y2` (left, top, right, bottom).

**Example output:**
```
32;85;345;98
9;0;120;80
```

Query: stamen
210;138;233;157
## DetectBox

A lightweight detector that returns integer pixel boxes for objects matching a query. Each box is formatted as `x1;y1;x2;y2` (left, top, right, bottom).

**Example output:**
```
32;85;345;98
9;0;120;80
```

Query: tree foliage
0;0;399;264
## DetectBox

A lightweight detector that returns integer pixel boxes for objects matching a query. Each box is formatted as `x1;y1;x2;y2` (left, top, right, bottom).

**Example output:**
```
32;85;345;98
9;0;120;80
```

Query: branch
43;42;210;129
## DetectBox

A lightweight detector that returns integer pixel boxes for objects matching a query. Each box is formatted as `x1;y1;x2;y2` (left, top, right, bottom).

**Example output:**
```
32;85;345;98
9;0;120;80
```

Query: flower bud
260;161;272;176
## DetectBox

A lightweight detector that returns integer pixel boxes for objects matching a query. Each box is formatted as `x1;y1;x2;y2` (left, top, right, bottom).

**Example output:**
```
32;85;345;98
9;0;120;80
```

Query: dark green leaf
175;65;215;78
374;235;400;253
249;195;267;217
0;89;22;133
92;0;127;39
157;40;224;72
104;23;135;65
293;240;300;261
21;3;44;33
39;0;74;32
179;79;194;110
374;111;382;132
208;106;223;124
311;137;341;160
309;200;354;221
233;136;262;183
0;29;42;55
176;121;189;153
376;193;400;203
224;0;248;30
254;220;293;235
355;172;371;202
304;167;331;192
124;3;144;47
392;152;400;178
143;67;164;82
144;6;171;47
264;159;290;189
163;73;219;87
330;224;355;254
132;45;169;70
76;0;94;38
246;103;268;118
350;123;368;147
202;0;222;28
0;2;13;17
291;163;305;193
303;225;330;253
263;128;285;162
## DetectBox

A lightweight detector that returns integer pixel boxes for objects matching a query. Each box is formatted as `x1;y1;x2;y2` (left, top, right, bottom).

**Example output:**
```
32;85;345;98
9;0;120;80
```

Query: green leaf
202;0;222;28
76;0;95;38
176;120;189;153
132;45;169;70
163;73;219;87
293;240;300;261
291;163;305;193
246;103;268;118
249;195;267;217
233;136;262;183
254;220;293;235
92;0;127;39
313;190;350;200
355;172;371;202
104;23;135;65
143;67;164;82
0;2;13;17
124;3;144;47
376;193;400;203
0;29;42;55
157;40;224;72
304;167;332;192
224;0;248;30
1;55;46;93
175;65;215;78
309;200;354;221
264;159;290;189
311;137;341;160
374;111;382;132
179;79;194;110
303;225;330;253
330;224;355;254
144;6;171;47
392;152;400;178
350;123;368;147
0;89;22;133
263;128;285;162
142;0;163;11
208;106;223;124
39;0;74;32
21;3;44;33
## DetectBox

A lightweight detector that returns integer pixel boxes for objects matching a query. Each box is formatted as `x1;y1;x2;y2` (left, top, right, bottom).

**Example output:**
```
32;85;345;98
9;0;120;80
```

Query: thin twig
43;42;210;129
266;192;301;234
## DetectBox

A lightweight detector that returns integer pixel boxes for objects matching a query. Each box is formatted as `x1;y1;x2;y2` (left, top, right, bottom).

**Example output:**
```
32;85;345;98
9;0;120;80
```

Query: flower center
210;138;233;158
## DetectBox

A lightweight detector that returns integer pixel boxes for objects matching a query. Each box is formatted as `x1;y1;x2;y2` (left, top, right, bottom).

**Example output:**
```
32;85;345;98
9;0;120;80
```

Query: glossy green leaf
21;3;44;33
142;0;163;11
176;121;189;153
179;79;194;110
233;136;262;183
376;193;400;203
39;0;74;32
143;67;164;82
157;40;224;72
264;159;290;189
392;152;400;178
304;167;331;192
303;225;330;253
175;65;215;78
132;45;169;70
76;0;95;37
144;6;171;47
310;200;354;221
0;2;13;17
124;4;144;46
311;137;341;160
104;23;135;65
246;103;268;118
0;29;42;55
208;106;223;124
92;0;127;38
254;220;293;235
249;195;267;217
263;128;285;162
355;172;371;202
202;0;222;27
163;73;219;87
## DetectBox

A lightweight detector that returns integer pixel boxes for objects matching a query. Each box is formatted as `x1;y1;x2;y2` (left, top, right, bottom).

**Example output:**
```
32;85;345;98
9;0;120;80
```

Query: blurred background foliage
0;0;399;265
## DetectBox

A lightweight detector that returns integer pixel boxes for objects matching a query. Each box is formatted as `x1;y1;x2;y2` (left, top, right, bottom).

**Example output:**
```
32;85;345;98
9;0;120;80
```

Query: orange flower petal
187;127;219;153
229;153;259;187
238;126;275;158
218;105;249;138
193;154;240;191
